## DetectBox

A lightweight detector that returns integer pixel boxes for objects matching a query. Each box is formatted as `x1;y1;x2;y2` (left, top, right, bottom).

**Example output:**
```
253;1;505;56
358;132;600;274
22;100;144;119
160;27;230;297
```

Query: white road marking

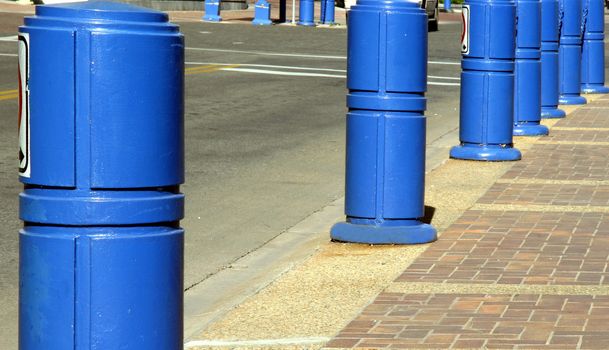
0;36;17;42
428;75;460;80
186;62;460;82
187;47;462;66
220;66;460;86
223;67;345;78
0;53;17;57
187;46;347;59
184;337;331;348
186;61;346;72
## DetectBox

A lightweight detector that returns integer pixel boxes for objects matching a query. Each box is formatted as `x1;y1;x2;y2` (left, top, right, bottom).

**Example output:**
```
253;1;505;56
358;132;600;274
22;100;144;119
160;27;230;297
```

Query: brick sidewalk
325;95;609;349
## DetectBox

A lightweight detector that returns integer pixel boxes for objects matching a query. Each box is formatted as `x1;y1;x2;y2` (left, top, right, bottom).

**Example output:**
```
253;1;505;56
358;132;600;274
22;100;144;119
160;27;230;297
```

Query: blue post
541;0;567;118
581;0;609;93
450;0;522;161
298;0;315;26
558;0;587;104
320;0;335;25
444;0;452;11
203;0;222;21
253;0;273;25
19;2;184;349
513;0;549;136
330;0;437;244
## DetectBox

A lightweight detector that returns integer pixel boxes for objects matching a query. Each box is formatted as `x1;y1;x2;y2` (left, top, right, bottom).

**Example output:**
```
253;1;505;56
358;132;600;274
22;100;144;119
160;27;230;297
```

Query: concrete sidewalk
185;95;609;350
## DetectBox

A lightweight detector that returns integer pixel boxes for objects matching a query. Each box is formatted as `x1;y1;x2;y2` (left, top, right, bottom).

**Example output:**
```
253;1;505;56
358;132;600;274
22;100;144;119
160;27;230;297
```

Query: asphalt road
0;13;462;348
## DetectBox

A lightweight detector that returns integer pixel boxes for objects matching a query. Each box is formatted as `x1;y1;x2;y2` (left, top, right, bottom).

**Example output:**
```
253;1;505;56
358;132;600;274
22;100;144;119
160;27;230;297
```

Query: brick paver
325;97;609;349
327;293;609;349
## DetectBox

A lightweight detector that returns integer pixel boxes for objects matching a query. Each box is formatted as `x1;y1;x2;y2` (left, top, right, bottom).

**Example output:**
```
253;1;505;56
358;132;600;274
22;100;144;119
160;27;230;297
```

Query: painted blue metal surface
450;0;522;161
320;0;336;25
541;0;567;118
513;0;549;136
19;2;185;349
581;0;609;93
298;0;315;26
444;0;452;11
558;0;587;104
203;0;222;21
330;0;437;245
253;0;272;25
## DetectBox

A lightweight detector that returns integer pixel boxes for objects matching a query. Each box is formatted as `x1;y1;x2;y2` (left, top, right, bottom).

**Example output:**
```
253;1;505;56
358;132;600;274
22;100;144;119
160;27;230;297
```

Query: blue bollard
18;2;185;349
298;0;315;26
330;0;437;244
558;0;587;104
320;0;336;25
444;0;453;11
581;0;609;93
253;0;273;25
203;0;222;21
450;0;522;161
541;0;567;118
513;0;549;136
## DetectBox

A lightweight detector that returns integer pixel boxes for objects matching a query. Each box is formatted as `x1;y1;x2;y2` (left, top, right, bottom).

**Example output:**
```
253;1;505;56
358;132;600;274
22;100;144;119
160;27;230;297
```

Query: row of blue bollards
204;0;335;26
331;0;608;244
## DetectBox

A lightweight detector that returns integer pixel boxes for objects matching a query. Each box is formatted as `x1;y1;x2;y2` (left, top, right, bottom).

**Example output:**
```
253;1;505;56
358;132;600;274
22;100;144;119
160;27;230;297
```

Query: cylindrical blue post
320;0;336;24
253;0;273;25
558;0;587;104
330;0;437;244
450;0;522;161
18;2;185;349
581;0;609;93
541;0;567;118
444;0;452;11
203;0;222;21
298;0;315;26
513;0;549;136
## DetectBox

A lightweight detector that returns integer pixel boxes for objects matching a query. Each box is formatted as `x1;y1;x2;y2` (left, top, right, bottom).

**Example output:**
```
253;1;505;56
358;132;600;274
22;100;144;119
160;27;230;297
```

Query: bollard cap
36;1;168;23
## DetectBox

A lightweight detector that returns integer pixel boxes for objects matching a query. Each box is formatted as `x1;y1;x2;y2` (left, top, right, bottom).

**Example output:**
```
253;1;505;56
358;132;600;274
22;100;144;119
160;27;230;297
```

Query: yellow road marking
0;93;18;101
0;89;17;96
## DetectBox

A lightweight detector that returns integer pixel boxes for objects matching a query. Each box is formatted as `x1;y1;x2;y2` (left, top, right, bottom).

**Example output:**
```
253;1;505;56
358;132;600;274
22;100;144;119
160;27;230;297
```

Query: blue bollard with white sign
513;0;549;136
558;0;587;104
253;0;272;25
581;0;609;93
330;0;437;244
540;0;567;118
18;2;185;349
203;0;222;21
298;0;315;26
450;0;522;161
320;0;336;25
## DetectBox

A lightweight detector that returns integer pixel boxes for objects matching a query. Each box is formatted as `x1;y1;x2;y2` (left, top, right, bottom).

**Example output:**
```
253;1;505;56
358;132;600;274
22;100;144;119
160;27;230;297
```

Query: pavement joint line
184;337;331;348
495;178;609;186
551;126;609;131
471;203;609;213
536;140;609;146
386;282;609;295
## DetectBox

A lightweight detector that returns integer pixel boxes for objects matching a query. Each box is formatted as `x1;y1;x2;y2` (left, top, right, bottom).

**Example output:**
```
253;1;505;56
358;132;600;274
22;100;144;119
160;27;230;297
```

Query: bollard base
541;107;566;119
559;94;587;105
513;123;549;136
450;143;522;162
203;15;222;22
581;84;609;94
297;21;316;26
252;19;272;25
330;219;437;245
